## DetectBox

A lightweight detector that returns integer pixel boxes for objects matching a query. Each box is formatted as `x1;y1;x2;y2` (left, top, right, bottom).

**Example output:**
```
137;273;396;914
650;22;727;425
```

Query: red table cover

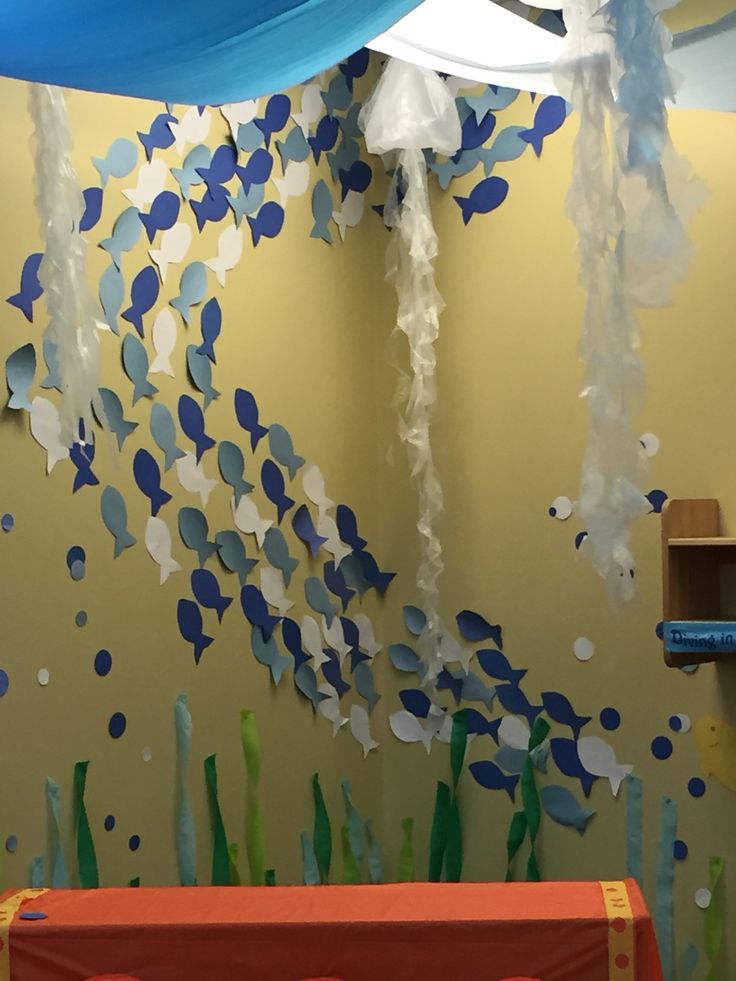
0;879;663;981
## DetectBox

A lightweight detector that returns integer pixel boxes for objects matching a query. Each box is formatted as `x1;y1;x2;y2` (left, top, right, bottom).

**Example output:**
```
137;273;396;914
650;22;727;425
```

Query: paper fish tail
151;487;173;516
189;200;208;233
250;423;268;452
73;468;99;492
504;773;520;802
91;156;109;186
518;127;543;157
139;212;158;244
138;133;156;161
194;633;214;664
453;195;474;226
288;455;306;481
162;556;182;582
246;214;262;247
114;529;137;558
7;291;33;322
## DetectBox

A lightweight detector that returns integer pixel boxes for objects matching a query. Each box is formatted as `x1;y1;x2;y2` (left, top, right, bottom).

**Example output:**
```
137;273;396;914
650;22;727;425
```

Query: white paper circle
640;433;660;457
550;496;573;520
695;888;712;910
142;747;152;763
37;668;50;687
676;714;692;734
574;637;595;662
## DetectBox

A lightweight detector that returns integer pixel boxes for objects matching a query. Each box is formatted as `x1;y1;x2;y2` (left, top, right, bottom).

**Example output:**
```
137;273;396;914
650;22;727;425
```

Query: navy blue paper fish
495;684;542;726
292;505;328;557
255;94;291;148
338;160;372;201
70;431;99;492
121;265;159;337
191;568;232;623
261;459;295;523
240;584;281;641
133;447;172;516
308;115;339;163
234;388;268;450
339;48;370;90
541;691;592;740
355;550;395;595
322;650;351;698
328;138;360;184
281;617;310;670
321;73;352;114
190;184;230;232
323;560;355;612
196;144;237;195
469;760;519;800
339;553;372;599
400;688;432;719
236;148;273;194
464;708;502;743
178;394;215;462
7;253;43;322
177;598;213;665
519;95;567;157
337;104;362;142
550;738;598;797
79;187;103;232
458;110;496;152
436;668;464;705
138;112;176;161
477;648;525;686
456;610;503;647
247;202;284;247
335;504;366;551
139;190;180;243
197;298;221;363
454;176;509;225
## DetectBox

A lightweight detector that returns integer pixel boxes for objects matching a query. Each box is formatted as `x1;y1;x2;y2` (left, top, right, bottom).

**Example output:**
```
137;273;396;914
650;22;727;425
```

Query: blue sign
664;621;736;654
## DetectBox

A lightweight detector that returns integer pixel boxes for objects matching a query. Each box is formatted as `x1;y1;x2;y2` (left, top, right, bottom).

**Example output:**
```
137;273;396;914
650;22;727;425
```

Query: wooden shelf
668;537;736;547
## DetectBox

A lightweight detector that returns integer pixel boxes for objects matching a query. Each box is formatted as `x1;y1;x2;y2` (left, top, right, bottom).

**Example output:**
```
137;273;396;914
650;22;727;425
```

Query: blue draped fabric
0;0;422;104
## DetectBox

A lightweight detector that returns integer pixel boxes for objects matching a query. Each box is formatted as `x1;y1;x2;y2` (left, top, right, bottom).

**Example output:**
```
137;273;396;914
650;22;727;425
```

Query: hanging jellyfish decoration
29;83;105;447
529;0;706;602
360;59;461;681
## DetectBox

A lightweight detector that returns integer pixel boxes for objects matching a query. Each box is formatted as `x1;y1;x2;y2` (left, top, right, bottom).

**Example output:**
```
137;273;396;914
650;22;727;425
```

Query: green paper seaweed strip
129;876;140;887
301;831;320;885
365;818;383;884
398;817;416;882
505;810;527;882
654;796;677;981
265;868;276;886
450;709;467;790
445;710;468;882
73;761;99;888
46;776;69;887
341;779;366;863
312;773;332;884
505;717;549;882
174;693;197;886
625;774;643;887
705;857;725;981
204;754;230;886
29;855;44;888
428;780;450;881
228;842;242;886
240;709;266;885
341;825;361;884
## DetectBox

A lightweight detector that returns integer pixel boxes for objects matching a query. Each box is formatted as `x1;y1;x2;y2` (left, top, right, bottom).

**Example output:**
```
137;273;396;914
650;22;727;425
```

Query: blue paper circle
548;506;557;517
75;610;88;627
70;560;86;581
668;715;682;733
19;911;48;920
0;670;9;698
108;711;127;739
66;545;86;569
673;839;688;861
5;834;18;853
681;664;699;675
128;834;141;852
574;532;587;550
651;736;673;760
688;777;706;798
600;707;620;731
1;513;14;532
655;621;664;640
104;814;116;832
94;649;112;677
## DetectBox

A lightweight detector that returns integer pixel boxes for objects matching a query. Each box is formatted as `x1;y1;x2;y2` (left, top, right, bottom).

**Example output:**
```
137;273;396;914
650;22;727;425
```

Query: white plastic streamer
29;83;104;446
361;59;461;678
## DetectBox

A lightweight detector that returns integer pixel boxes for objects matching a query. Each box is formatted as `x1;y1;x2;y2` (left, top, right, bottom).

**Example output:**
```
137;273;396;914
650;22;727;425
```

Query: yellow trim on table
0;889;48;981
600;880;635;981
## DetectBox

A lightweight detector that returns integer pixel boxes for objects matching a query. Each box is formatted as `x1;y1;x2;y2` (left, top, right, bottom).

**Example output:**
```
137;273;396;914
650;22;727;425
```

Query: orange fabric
1;880;663;981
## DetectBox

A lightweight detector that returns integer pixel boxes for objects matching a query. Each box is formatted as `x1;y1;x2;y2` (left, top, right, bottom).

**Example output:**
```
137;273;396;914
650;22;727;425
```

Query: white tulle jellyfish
360;59;461;678
29;84;104;446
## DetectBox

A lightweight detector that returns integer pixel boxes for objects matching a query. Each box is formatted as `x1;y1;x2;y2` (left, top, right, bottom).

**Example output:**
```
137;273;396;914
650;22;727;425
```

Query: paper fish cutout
134;448;172;516
318;681;348;734
122;333;158;404
121;265;159;337
322;650;351;697
99;262;125;334
353;550;394;596
541;691;592;739
341;617;363;664
402;605;425;636
170;262;208;325
139;190;180;244
220;100;258;141
339;553;372;598
234;388;268;450
308;116;339;164
292;504;327;557
456;610;503;646
316;513;351;567
333;190;364;241
171;144;211;201
276;128;311;169
149;402;184;470
241;584;281;641
540;785;596;835
178;394;215;461
41;338;62;392
192;186;229;233
550;738;598;797
429;151;482;191
294;663;327;710
352;613;381;659
194;297;221;365
261;459;295;523
577;736;633;796
464;708;501;741
458;108;496;152
293;84;322;136
176;451;217;507
137;112;176;160
498;715;531;751
191;568;231;622
80;186;103;232
236;147;273;194
263;527;298;586
177;598;213;665
186;345;220;410
519;95;567;157
693;714;736;793
202;227;241;291
458;669;495;710
321;72;352;113
305;577;338;627
7;252;43;322
70;431;98;492
323;560;355;612
340;47;370;87
217;441;252;504
301;616;330;669
338;160;371;202
389;710;434;753
92;137;138;186
255;94;290;148
350;704;378;758
251;624;291;685
322;615;350;662
353;661;380;712
436;668;464;704
215;529;258;586
268;424;304;479
477;648;526;686
454;176;509;226
281;617;309;669
469;760;519;800
170;106;211;155
123;157;168;210
100;485;136;557
327;136;360;184
260;566;293;616
6;343;35;410
311;179;334;244
100;207;142;269
30;397;69;472
145;515;182;584
337;103;363;142
235;120;265;153
477;125;528;176
98;387;137;449
227;182;265;228
232;494;272;549
195;143;237;194
335;504;366;551
178;506;217;567
273;159;310;206
247;202;284;247
465;87;518;122
495;684;541;726
495;744;548;776
149;309;177;376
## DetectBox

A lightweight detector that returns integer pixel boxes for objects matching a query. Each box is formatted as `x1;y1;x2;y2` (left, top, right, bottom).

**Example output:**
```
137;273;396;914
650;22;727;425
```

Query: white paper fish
439;631;472;672
350;704;379;758
302;463;334;517
293;84;323;136
205;225;243;287
149;222;192;283
353;613;381;658
578;736;633;796
389;710;434;753
333;190;365;241
322;616;351;663
316;513;352;567
301;615;330;669
429;704;453;744
149;309;177;376
498;715;531;751
175;451;217;507
232;494;272;548
123;158;168;210
145;515;182;584
260;566;294;616
318;681;348;736
30;397;69;473
273;159;310;206
220;100;259;142
169;106;211;155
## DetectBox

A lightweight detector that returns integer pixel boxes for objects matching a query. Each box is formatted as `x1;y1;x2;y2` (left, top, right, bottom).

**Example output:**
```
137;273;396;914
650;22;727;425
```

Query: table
0;879;663;981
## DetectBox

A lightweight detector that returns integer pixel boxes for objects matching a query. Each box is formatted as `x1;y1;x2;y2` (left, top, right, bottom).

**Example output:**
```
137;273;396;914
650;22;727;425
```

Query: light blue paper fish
236;120;265;153
215;529;258;586
476;125;528;176
294;663;326;710
40;338;63;392
227;182;265;229
276;126;311;169
268;424;304;480
186;344;220;410
122;333;158;404
327;138;360;184
178;506;217;567
100;485;137;558
540;784;596;835
429;151;481;191
170;262;208;325
98;387;138;449
311;179;333;245
251;624;292;685
337;103;362;141
263;527;299;587
6;343;35;410
460;670;496;711
100;206;142;269
99;262;125;335
304;576;338;627
218;441;253;505
353;661;380;712
171;144;211;200
321;73;352;113
150;403;186;471
92;137;138;186
465;87;518;121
